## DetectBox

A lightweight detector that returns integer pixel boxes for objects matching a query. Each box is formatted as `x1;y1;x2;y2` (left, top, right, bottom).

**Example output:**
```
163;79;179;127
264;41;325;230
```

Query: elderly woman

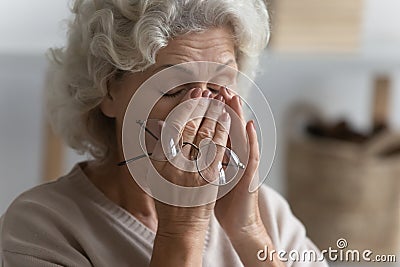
1;0;327;266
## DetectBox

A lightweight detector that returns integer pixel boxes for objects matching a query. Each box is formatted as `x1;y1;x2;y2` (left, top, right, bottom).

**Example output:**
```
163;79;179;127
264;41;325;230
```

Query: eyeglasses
117;119;245;185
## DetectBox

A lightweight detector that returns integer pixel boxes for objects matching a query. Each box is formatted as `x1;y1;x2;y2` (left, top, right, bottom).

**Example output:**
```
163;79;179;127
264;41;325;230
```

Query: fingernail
202;90;211;98
191;88;202;98
221;112;230;122
215;95;224;102
251;120;256;131
225;86;232;95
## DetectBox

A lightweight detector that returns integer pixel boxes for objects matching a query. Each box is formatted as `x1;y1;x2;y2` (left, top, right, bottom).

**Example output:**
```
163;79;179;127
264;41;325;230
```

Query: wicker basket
286;76;400;254
287;131;400;254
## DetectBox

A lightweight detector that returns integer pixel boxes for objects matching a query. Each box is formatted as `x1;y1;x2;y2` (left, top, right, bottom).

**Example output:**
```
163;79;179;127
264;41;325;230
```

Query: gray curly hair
46;0;270;161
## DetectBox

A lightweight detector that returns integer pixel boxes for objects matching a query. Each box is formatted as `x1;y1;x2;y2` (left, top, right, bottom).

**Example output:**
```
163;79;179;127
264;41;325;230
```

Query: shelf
261;50;400;73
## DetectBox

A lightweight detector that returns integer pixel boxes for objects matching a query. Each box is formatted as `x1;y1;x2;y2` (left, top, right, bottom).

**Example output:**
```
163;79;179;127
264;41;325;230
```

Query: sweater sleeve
2;251;65;267
1;194;92;267
258;186;329;267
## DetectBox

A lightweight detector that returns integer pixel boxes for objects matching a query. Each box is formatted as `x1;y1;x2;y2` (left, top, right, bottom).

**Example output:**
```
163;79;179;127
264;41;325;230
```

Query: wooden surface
372;76;390;130
41;123;64;182
269;0;364;53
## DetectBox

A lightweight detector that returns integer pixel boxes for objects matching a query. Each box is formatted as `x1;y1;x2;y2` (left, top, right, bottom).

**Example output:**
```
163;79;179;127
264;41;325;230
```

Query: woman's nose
195;83;220;98
196;83;207;90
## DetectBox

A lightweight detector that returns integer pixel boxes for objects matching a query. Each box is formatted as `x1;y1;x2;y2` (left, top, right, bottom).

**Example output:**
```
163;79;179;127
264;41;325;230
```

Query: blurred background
0;0;399;264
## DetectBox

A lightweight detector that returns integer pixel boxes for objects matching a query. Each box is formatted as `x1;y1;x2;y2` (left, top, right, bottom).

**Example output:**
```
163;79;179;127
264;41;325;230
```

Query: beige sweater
0;163;328;267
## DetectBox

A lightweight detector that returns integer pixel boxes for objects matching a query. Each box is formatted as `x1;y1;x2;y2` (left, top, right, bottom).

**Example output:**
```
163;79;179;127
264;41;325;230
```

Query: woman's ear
100;82;118;118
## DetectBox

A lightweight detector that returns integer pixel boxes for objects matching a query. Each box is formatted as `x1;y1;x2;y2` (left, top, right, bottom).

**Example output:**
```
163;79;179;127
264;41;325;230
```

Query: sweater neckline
70;162;157;243
68;162;212;250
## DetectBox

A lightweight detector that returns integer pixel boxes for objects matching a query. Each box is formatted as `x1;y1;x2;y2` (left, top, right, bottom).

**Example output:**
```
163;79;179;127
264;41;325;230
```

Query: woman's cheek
149;99;180;120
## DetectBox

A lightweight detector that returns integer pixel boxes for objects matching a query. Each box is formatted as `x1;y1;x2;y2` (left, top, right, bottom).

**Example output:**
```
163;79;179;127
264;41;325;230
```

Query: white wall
362;0;400;55
0;55;46;214
0;0;71;54
0;1;70;214
1;0;400;214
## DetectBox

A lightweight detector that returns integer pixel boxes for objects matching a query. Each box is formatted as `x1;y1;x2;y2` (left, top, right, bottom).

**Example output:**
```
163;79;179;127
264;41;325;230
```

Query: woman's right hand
149;88;230;267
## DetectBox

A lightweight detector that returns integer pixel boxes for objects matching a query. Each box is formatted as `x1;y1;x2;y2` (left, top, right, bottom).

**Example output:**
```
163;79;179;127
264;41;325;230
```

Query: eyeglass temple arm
136;120;159;141
117;153;153;166
118;120;159;166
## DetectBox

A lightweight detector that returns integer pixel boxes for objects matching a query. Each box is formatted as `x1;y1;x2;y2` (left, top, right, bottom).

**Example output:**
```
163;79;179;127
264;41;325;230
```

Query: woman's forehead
154;27;237;67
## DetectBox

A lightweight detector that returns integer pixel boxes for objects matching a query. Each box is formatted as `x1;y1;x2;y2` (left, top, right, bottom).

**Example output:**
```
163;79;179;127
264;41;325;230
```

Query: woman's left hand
214;88;265;239
214;88;284;267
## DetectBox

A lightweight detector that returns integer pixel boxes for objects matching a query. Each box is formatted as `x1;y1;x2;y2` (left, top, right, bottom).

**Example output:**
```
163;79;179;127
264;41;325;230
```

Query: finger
220;86;233;103
182;89;212;144
162;88;202;155
197;112;231;184
228;95;245;121
226;95;248;163
212;112;231;147
180;87;201;102
243;120;260;191
194;94;225;146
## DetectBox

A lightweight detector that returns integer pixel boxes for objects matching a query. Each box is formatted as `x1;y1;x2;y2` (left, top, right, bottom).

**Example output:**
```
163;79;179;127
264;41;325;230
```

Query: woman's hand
214;88;263;238
150;88;231;267
214;88;284;267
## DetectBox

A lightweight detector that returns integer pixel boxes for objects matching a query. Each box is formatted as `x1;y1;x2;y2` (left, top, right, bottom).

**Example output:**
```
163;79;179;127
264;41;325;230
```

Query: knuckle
216;122;230;133
183;121;198;136
215;145;227;155
169;120;183;132
214;137;227;147
197;127;214;139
